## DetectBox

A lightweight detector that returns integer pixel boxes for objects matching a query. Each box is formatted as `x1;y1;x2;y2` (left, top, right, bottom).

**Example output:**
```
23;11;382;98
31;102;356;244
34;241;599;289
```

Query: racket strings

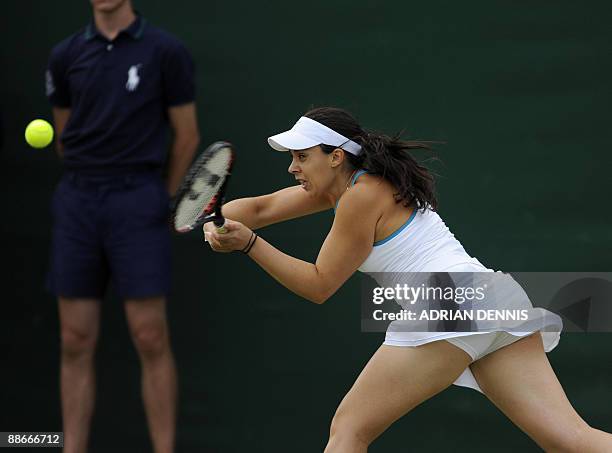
174;149;231;229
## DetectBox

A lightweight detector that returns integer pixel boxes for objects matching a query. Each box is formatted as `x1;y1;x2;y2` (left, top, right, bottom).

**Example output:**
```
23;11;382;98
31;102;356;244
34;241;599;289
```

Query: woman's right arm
221;186;331;230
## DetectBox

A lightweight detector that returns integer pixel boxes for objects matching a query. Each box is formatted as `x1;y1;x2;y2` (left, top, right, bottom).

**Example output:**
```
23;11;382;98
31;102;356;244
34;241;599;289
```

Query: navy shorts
47;172;171;299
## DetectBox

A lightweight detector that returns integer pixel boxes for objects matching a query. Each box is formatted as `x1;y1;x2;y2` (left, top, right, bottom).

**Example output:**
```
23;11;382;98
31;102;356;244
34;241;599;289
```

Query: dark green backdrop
1;1;611;452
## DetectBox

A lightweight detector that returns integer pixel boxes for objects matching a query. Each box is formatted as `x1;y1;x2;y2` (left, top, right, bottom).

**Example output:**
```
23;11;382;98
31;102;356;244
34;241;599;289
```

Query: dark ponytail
304;107;438;211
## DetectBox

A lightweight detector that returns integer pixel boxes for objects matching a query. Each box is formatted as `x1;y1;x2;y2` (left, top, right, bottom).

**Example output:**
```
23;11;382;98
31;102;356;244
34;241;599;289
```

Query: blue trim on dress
334;169;368;211
373;208;418;247
332;169;417;246
351;169;368;186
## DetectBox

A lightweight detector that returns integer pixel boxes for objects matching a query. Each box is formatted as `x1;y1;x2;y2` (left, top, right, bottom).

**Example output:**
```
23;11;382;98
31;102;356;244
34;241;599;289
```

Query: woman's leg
471;333;612;452
324;340;472;453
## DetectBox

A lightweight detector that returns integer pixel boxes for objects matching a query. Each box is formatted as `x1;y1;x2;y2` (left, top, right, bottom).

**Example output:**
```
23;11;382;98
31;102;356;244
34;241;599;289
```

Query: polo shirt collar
84;14;146;41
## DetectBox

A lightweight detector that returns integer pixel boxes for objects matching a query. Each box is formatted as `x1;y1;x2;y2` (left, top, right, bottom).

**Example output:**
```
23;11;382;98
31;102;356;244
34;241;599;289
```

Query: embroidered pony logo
126;64;142;91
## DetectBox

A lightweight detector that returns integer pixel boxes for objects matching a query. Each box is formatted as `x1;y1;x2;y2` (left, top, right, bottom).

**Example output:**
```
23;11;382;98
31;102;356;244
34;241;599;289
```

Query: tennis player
205;107;612;452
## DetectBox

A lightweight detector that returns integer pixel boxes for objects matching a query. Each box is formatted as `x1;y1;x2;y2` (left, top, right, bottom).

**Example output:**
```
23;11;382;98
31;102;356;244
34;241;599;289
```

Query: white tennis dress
348;171;563;392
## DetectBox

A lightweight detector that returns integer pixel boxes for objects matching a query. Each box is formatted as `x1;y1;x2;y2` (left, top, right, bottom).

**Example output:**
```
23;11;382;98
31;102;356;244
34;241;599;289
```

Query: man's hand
203;219;252;253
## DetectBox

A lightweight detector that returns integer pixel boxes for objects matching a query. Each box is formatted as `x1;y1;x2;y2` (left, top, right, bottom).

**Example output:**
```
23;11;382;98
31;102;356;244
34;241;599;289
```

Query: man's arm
51;107;71;158
166;102;200;196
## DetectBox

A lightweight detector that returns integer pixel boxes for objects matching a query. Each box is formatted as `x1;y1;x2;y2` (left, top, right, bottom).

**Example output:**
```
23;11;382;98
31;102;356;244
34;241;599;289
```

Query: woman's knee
326;407;376;450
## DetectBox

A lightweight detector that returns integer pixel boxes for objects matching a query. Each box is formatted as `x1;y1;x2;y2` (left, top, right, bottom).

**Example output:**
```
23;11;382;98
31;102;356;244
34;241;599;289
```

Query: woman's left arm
206;185;381;304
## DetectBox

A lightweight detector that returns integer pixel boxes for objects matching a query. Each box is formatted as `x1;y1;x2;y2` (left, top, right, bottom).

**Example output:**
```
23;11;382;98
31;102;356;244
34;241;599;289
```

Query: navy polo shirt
46;16;195;173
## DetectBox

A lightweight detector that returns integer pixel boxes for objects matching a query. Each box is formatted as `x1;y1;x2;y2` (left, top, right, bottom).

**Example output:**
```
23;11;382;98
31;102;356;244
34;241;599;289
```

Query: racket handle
214;217;227;234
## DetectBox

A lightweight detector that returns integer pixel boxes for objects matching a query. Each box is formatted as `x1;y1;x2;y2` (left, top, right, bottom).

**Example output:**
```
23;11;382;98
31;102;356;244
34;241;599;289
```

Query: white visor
268;117;362;155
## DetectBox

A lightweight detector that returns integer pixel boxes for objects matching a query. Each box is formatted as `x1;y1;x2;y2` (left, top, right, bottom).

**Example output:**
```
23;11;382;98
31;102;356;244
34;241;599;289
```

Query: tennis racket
171;141;235;234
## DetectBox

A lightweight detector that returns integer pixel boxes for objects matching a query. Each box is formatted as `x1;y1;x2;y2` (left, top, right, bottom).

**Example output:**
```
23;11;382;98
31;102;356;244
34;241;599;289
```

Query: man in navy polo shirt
46;1;199;451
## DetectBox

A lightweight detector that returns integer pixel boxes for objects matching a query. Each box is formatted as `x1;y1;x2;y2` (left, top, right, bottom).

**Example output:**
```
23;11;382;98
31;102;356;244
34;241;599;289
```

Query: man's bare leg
125;297;177;453
58;298;101;453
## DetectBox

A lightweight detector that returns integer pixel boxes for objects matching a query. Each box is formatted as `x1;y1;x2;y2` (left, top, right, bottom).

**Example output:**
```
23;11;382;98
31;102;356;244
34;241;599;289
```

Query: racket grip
214;218;227;234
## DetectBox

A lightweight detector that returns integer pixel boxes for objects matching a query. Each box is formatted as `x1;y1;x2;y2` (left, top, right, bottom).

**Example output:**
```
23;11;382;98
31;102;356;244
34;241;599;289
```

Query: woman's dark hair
305;106;438;211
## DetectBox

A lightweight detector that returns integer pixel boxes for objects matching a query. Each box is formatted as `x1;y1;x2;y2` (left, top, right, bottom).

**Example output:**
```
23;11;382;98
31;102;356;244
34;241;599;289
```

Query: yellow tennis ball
25;119;54;148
